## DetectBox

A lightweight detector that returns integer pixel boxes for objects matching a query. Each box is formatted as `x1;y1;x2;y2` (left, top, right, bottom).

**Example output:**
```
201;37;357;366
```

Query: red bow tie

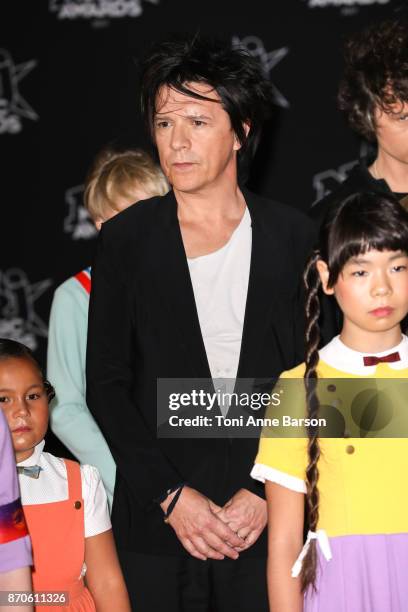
363;352;401;367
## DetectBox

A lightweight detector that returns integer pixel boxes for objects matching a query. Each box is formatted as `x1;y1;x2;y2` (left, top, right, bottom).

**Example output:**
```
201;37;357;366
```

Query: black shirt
310;160;407;225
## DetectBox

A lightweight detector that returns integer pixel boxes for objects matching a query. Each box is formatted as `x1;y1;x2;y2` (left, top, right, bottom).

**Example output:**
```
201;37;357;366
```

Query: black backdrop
1;1;403;450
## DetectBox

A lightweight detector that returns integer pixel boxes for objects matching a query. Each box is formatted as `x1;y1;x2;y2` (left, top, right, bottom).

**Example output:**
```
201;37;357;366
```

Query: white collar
319;334;408;375
17;439;46;467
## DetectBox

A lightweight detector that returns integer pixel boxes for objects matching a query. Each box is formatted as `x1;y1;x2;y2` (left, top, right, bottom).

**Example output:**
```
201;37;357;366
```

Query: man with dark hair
311;14;408;222
86;34;314;611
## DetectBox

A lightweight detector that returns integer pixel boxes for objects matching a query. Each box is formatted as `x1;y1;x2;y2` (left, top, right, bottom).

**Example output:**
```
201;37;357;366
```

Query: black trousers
119;551;268;612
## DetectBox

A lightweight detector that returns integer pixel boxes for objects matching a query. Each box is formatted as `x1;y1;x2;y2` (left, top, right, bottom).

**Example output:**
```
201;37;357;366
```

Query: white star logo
232;36;290;108
312;161;359;202
311;143;370;202
64;184;98;240
0;49;38;121
0;269;52;350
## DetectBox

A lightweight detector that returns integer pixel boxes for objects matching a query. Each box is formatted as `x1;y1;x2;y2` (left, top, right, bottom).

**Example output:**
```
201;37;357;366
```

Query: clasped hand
163;486;266;561
215;488;267;550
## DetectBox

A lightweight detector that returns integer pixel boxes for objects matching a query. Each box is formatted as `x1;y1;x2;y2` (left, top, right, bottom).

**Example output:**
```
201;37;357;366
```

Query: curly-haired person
311;14;408;222
310;14;408;340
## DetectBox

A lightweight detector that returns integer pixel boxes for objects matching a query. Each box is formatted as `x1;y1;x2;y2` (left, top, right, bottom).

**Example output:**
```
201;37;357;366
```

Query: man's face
375;101;408;166
153;83;242;195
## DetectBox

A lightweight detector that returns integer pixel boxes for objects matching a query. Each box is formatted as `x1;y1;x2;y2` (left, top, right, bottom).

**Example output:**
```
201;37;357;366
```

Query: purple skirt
304;533;408;612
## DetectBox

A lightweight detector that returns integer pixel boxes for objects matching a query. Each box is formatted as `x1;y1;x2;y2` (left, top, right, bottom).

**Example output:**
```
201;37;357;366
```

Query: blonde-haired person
84;147;169;229
47;147;169;509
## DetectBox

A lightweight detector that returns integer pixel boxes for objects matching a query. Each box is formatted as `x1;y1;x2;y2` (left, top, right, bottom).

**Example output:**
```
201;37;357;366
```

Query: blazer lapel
236;191;282;380
154;190;282;383
156;191;212;380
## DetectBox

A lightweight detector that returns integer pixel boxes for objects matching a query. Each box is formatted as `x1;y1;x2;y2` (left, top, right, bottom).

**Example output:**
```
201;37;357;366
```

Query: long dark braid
298;191;408;591
300;249;322;593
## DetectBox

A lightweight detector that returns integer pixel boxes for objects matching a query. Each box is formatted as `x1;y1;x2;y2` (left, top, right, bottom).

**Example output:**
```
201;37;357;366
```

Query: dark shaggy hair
301;192;408;592
139;33;275;176
338;16;408;141
0;338;55;401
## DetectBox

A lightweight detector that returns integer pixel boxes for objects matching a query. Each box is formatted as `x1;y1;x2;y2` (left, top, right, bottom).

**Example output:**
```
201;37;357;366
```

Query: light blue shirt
47;269;115;510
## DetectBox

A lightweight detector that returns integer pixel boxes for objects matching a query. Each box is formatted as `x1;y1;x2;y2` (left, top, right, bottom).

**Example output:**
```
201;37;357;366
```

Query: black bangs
319;192;408;287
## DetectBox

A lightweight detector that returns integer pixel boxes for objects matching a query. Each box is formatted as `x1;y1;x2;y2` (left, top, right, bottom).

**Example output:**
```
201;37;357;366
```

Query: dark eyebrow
349;257;370;265
185;114;212;120
155;113;212;120
349;251;406;265
0;383;43;393
389;251;406;261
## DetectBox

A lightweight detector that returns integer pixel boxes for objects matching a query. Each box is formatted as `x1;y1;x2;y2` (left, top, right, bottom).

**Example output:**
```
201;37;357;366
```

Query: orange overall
23;459;96;611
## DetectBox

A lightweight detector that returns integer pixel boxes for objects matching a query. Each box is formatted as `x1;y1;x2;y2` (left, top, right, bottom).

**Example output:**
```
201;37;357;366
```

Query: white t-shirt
187;207;251;413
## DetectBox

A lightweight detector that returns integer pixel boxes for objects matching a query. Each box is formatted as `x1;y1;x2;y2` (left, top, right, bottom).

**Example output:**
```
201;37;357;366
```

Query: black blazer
86;188;315;556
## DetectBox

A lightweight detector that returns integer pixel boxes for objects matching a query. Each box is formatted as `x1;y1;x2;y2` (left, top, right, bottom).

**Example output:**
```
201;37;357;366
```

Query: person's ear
94;218;103;231
233;122;251;151
316;259;335;295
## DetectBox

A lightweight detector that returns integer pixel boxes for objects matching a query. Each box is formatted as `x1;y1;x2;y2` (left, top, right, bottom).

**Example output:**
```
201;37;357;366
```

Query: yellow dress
252;357;408;611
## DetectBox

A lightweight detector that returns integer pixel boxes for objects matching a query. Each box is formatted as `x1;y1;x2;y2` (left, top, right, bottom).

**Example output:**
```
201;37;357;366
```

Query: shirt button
74;500;82;509
345;445;355;454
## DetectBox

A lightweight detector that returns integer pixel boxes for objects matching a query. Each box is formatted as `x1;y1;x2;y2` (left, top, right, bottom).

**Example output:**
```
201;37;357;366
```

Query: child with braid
251;192;408;611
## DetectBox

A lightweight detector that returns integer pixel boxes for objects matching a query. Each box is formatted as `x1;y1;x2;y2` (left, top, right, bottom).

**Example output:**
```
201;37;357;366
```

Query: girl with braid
251;192;408;611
